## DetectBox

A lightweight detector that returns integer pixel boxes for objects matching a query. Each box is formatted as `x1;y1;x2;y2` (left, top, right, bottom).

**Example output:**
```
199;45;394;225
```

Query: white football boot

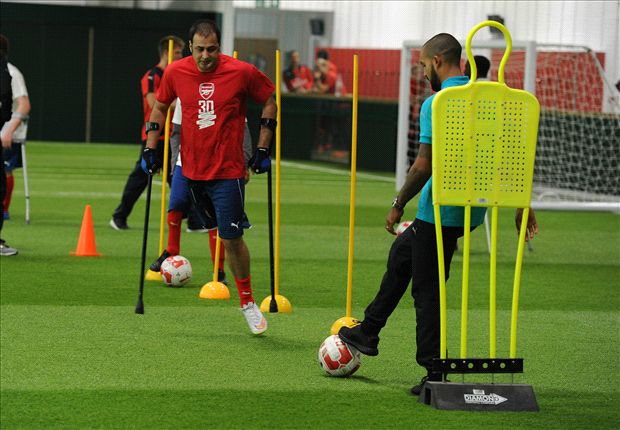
241;302;268;335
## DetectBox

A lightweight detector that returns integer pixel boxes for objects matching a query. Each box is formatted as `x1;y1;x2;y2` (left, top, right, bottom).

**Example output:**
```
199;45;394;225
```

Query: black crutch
135;174;153;314
267;163;278;312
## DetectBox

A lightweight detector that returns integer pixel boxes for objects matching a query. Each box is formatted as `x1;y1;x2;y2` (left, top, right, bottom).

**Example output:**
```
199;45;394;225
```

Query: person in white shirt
0;34;30;223
0;34;30;256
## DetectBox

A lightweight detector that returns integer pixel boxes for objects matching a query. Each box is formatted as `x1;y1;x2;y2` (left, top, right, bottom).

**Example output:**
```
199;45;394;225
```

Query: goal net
397;40;620;211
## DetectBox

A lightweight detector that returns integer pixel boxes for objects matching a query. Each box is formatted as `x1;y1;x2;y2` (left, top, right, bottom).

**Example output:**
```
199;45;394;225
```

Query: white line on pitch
279;160;394;182
46;181;165;198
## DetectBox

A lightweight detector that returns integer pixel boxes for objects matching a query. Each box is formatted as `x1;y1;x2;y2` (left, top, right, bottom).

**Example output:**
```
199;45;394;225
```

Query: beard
429;66;442;92
195;56;218;72
201;59;216;71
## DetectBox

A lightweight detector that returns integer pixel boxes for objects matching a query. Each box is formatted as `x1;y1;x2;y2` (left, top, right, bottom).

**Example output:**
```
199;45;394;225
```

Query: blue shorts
187;177;251;240
168;165;218;229
2;143;23;173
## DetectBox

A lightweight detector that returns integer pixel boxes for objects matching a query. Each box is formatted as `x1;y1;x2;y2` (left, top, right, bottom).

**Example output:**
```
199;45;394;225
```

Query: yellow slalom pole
510;207;529;357
145;39;174;282
489;205;499;358
213;232;221;281
345;54;360;318
434;205;448;359
260;49;292;313
158;39;174;254
275;48;282;297
199;229;230;299
460;205;472;358
330;54;359;334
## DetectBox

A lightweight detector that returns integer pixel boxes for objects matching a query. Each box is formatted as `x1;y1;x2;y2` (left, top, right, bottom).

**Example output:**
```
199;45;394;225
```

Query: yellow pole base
199;281;230;300
260;295;292;313
330;316;360;335
145;269;161;282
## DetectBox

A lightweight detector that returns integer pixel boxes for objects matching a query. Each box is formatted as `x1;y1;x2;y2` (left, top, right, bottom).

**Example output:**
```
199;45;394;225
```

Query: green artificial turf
1;142;618;429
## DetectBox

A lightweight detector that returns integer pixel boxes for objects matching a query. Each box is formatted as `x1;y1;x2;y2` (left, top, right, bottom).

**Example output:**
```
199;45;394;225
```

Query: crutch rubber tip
135;299;144;314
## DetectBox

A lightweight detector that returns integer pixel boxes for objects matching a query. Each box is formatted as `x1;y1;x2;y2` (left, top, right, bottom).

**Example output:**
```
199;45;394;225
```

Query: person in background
109;35;184;231
312;49;347;96
312;57;336;94
0;34;23;256
464;54;491;80
317;49;337;75
283;50;313;93
0;34;30;223
338;33;538;395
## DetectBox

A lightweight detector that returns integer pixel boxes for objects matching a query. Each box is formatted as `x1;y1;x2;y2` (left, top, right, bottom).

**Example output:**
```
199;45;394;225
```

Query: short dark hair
158;35;185;57
0;34;9;58
422;33;462;67
189;19;221;45
464;55;491;78
317;49;329;60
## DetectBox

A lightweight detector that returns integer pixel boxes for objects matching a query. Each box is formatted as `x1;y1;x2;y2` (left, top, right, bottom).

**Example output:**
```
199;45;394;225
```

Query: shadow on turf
167;329;321;350
340;374;381;384
325;373;419;396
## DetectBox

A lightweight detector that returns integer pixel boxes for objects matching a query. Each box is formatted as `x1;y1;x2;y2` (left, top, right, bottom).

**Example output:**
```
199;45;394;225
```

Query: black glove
248;147;271;174
141;147;160;175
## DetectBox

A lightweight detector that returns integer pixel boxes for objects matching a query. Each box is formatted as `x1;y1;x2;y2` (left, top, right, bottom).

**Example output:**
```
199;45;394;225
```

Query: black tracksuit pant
361;218;466;372
112;140;169;221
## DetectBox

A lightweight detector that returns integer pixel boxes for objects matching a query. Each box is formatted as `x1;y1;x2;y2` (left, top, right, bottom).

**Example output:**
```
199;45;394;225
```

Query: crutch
20;142;30;224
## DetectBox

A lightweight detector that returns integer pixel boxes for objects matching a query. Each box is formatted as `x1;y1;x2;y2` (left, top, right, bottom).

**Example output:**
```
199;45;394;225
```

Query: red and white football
396;220;414;236
160;255;192;287
318;334;361;377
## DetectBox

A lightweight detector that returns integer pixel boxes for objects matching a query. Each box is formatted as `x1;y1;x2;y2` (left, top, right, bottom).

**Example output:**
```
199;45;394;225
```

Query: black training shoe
109;217;128;230
410;372;443;396
217;269;228;286
150;250;171;272
338;324;379;356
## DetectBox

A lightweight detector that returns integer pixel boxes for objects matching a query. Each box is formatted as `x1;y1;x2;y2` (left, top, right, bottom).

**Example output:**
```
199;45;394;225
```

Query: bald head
422;33;462;67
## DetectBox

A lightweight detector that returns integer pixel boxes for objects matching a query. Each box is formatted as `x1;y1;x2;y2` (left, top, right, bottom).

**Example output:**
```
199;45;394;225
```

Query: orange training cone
70;204;102;256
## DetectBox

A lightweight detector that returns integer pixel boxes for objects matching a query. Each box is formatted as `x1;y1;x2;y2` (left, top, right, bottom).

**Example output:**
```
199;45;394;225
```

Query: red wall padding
316;47;606;112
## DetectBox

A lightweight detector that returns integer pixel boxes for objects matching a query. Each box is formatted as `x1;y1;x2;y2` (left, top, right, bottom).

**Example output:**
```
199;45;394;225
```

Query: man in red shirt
110;35;184;230
283;50;313;93
143;19;276;335
312;49;347;95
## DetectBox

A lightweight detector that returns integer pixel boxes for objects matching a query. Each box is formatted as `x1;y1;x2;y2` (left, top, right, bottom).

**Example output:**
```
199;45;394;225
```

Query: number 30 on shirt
196;99;216;129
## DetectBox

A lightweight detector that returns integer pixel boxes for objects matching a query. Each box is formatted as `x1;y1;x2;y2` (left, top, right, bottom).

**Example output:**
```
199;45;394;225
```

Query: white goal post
397;39;620;212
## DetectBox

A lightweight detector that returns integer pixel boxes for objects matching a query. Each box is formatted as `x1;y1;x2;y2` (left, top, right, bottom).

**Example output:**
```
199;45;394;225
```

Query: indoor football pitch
1;142;618;429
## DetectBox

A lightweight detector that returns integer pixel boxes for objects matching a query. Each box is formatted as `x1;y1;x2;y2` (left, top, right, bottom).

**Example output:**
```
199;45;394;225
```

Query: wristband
145;121;160;133
259;118;277;132
392;197;405;210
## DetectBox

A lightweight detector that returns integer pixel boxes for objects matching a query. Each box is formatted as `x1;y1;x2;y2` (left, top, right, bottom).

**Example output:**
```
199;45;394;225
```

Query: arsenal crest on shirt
199;82;214;99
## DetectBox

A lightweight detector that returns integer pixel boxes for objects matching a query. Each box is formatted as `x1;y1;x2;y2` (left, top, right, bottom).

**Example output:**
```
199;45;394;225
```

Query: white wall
8;0;620;85
265;0;619;89
235;8;333;68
